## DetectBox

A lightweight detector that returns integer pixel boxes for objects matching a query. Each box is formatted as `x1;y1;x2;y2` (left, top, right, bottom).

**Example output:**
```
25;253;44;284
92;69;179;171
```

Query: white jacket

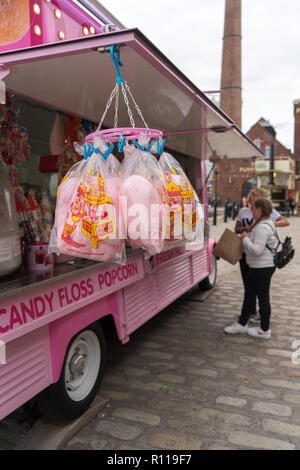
242;218;278;268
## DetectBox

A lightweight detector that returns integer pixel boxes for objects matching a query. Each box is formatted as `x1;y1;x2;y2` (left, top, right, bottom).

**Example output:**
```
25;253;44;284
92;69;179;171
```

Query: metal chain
121;82;136;128
97;84;118;131
97;79;149;131
124;81;149;129
114;85;119;128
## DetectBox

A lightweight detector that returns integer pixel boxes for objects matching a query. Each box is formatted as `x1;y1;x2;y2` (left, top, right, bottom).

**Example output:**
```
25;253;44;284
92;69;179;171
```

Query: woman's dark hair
251;198;273;229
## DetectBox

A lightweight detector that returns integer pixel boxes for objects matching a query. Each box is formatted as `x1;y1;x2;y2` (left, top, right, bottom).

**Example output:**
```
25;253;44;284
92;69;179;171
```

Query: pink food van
0;1;262;421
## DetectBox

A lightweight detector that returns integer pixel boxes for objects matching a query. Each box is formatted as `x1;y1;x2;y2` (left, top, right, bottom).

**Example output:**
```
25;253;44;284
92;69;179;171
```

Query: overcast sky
99;0;299;152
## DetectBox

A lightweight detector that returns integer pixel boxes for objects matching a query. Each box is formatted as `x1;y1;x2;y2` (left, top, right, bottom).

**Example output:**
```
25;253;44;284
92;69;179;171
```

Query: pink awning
0;28;263;160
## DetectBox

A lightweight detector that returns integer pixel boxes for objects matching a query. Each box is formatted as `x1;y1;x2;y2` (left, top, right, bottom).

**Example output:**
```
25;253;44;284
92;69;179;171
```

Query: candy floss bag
158;149;199;248
121;133;166;256
50;139;125;264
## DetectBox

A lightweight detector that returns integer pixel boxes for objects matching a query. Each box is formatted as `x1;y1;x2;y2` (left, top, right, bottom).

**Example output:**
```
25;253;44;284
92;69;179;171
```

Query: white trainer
247;327;271;339
224;322;247;335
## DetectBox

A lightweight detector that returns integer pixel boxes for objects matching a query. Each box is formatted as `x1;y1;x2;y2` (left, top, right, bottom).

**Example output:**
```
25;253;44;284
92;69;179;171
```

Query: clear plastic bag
158;150;199;248
49;141;125;264
120;134;166;255
185;190;205;251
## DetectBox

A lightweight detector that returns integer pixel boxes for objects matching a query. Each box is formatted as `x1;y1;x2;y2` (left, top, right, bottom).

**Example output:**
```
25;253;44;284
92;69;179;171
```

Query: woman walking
225;198;278;339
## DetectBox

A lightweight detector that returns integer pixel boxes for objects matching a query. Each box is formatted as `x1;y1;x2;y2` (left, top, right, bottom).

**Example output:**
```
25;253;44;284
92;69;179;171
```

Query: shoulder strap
261;223;281;253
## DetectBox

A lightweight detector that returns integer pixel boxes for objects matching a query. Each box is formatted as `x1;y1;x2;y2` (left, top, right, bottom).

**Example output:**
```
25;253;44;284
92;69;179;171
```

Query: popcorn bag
120;134;166;256
50;140;125;264
159;150;199;247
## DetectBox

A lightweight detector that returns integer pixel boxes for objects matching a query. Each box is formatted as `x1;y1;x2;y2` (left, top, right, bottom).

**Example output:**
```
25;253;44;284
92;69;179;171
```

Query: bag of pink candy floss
120;134;166;256
49;138;125;264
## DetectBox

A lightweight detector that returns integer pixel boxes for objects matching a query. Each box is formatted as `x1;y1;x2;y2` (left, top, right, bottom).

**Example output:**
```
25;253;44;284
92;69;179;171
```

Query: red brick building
214;156;256;205
214;118;293;205
247;118;293;160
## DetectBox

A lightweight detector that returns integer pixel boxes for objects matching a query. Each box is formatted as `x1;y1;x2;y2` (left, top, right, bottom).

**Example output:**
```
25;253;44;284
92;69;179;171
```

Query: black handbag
264;223;295;269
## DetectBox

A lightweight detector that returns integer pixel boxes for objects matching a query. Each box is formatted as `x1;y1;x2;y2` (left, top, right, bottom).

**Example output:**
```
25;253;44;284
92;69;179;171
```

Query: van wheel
38;323;106;422
199;253;217;291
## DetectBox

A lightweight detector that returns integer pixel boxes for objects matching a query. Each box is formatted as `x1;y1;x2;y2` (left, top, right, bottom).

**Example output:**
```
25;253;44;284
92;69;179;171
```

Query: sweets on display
14;186;54;245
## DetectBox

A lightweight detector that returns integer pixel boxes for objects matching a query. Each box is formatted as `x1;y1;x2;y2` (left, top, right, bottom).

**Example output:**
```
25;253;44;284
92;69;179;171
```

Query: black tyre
38;322;106;422
199;253;217;291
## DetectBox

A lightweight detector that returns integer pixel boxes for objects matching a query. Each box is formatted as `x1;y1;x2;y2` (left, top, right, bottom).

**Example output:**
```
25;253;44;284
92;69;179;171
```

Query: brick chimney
220;0;242;128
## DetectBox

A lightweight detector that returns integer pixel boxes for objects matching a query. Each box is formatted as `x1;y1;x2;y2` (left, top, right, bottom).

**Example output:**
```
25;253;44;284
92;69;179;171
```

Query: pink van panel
123;274;157;335
0;326;51;421
124;246;210;336
192;245;210;281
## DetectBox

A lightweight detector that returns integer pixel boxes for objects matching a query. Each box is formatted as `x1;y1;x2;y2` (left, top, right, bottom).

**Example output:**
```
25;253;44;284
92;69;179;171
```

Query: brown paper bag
213;228;243;265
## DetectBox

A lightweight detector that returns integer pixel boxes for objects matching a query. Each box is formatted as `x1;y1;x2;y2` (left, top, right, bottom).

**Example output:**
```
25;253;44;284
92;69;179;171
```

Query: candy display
0;167;22;277
14;186;54;245
58;115;97;180
0;94;30;187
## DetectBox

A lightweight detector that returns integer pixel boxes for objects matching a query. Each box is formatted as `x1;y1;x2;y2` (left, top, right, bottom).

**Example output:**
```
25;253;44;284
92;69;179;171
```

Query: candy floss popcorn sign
0;259;142;334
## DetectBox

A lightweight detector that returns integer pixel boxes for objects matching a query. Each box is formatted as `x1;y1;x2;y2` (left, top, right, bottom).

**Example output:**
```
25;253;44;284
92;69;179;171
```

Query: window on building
264;145;271;159
253;139;261;149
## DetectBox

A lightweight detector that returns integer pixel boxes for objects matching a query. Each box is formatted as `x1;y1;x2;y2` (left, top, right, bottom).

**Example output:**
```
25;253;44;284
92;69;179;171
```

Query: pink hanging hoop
85;127;163;145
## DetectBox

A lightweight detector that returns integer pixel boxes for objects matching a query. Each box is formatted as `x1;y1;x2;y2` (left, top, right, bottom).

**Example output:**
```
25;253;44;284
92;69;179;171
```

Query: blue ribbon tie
84;143;99;160
84;142;114;161
157;138;166;156
101;142;114;160
133;140;145;151
118;135;127;153
132;140;152;152
110;45;125;85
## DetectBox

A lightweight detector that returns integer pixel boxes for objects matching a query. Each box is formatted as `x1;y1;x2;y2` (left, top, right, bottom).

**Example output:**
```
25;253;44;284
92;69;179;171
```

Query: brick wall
247;123;292;157
216;157;255;204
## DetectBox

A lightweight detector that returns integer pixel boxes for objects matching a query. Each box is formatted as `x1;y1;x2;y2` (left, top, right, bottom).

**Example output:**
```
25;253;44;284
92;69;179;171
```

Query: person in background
234;187;289;322
225;198;278;339
289;197;296;216
284;200;291;218
232;201;239;220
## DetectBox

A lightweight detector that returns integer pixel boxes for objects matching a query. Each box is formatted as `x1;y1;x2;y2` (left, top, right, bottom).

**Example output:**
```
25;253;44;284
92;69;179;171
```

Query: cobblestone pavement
1;215;300;450
64;216;300;450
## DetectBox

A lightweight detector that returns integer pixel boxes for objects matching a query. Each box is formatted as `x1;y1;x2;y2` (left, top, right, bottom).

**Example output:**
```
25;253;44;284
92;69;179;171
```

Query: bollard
213;200;217;226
